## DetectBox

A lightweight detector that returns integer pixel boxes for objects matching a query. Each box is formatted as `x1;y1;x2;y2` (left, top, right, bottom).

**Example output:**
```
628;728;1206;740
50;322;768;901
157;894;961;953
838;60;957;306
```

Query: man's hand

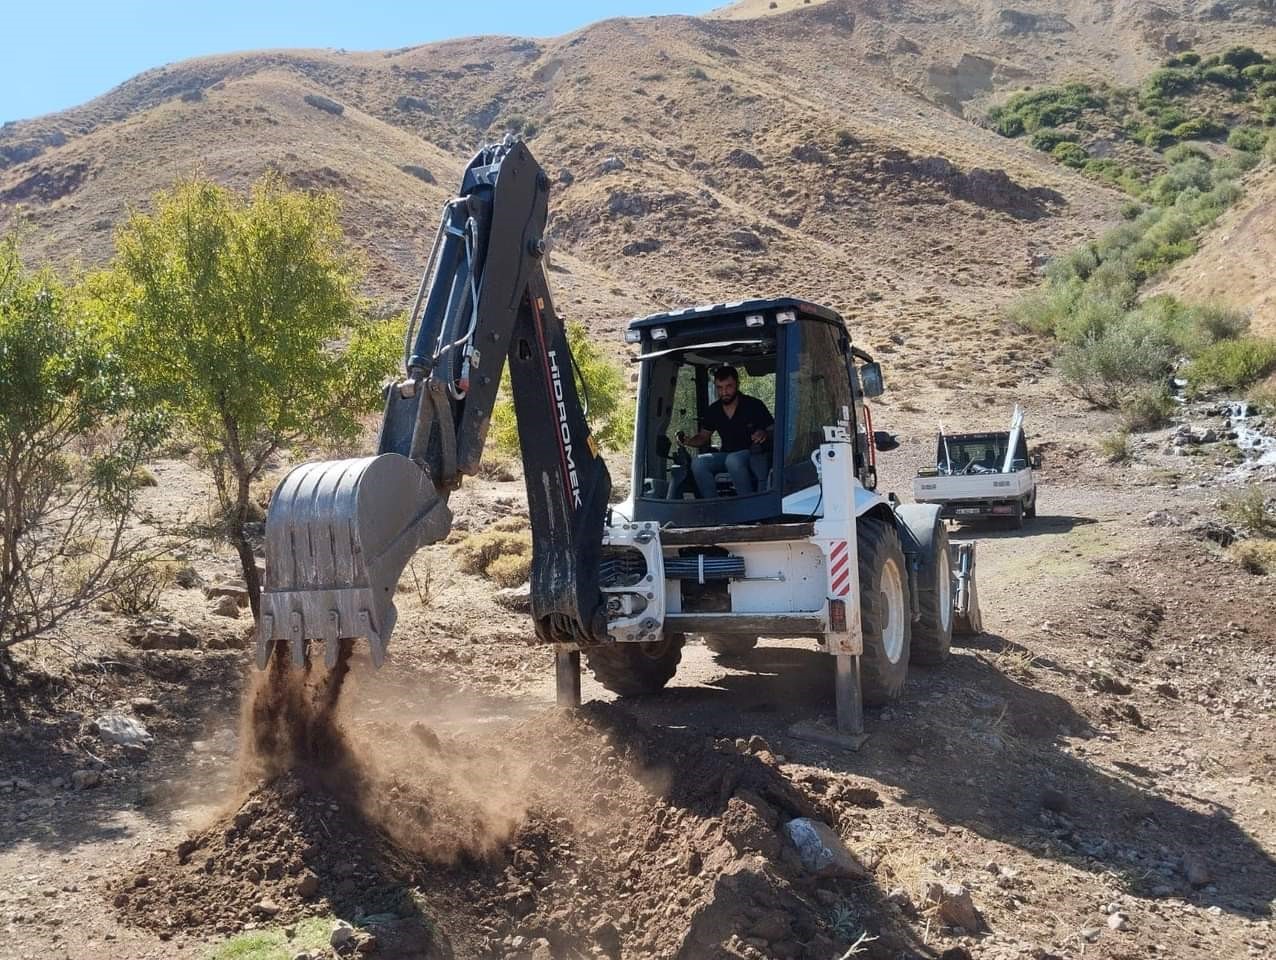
750;429;768;445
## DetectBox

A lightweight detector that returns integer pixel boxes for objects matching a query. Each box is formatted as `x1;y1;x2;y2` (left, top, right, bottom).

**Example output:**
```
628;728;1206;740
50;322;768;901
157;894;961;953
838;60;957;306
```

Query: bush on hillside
1030;128;1079;151
1186;338;1276;392
1242;64;1276;82
988;83;1102;136
1228;125;1268;151
1202;64;1244;88
1120;384;1177;432
1166;52;1202;68
1057;316;1178;407
1170;117;1228;141
1051;141;1089;167
1222;46;1266;71
1144;67;1198;100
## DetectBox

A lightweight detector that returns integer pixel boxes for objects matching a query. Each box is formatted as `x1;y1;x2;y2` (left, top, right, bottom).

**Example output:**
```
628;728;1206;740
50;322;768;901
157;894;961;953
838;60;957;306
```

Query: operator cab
626;297;884;527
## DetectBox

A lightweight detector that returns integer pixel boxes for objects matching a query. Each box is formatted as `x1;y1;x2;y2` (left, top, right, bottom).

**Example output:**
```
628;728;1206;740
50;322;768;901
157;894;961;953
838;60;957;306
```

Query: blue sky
2;0;722;124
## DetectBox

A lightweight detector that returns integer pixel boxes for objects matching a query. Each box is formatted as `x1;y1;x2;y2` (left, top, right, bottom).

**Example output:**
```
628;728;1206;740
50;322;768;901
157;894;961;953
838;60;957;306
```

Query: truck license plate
957;508;981;515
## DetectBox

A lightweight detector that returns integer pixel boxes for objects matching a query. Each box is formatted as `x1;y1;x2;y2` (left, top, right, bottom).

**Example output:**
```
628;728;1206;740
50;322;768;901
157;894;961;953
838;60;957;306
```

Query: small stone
130;697;160;715
174;565;202;588
746;734;771;754
331;920;356;947
1108;911;1129;931
95;713;153;748
212;594;241;618
925;882;981;932
1182;853;1212;887
1082;926;1102;943
254;899;281;917
71;769;102;790
113;892;129;908
296;872;320;898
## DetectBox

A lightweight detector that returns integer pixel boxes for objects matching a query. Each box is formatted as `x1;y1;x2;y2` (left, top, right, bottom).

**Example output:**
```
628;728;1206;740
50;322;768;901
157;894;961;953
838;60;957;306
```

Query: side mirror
873;431;900;452
860;362;885;398
1031;453;1043;469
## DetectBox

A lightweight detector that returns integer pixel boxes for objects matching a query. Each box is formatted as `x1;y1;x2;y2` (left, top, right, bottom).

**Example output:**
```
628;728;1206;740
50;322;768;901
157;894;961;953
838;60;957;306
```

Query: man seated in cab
678;365;774;498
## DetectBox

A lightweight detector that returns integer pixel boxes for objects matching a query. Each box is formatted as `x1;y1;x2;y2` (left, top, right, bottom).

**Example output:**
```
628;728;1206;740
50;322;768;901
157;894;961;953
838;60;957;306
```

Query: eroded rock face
878;152;1065;219
0;160;89;205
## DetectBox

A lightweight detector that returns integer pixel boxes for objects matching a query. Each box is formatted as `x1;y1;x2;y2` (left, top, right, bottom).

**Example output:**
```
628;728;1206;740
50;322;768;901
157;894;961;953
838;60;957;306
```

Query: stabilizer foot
555;649;581;708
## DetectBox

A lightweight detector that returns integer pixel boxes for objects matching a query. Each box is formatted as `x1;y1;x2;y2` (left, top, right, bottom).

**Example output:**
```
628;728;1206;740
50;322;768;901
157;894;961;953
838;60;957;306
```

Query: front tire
703;634;758;657
904;510;953;665
584;636;684;696
857;518;911;705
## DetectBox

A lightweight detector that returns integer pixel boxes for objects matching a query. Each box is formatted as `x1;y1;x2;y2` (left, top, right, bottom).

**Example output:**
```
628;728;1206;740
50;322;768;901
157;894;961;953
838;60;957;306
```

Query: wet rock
212;594;241;618
71;769;102;790
94;713;153;748
925;882;982;932
783;818;867;878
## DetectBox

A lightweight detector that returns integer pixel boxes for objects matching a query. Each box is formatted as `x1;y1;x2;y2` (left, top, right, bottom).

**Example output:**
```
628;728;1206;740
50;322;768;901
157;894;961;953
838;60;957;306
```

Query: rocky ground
0;374;1273;960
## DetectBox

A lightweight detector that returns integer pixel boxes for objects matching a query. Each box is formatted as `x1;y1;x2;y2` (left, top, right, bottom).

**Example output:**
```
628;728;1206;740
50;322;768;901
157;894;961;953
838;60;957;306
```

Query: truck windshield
939;435;1008;474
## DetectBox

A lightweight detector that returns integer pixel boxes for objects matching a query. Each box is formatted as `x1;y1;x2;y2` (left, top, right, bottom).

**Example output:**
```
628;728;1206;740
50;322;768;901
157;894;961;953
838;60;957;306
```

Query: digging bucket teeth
256;453;452;669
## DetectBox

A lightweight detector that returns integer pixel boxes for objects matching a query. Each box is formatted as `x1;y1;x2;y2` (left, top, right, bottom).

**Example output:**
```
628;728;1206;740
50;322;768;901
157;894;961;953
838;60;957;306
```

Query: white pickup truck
912;409;1040;528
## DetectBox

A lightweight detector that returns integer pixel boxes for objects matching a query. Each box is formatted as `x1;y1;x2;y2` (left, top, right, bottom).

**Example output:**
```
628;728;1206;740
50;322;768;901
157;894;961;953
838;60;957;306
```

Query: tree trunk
231;471;262;620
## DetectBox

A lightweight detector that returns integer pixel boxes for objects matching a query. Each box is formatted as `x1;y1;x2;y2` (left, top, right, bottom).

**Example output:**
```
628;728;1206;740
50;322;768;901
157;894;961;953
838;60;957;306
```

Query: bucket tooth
289;611;306;666
323;611;341;669
256;614;276;669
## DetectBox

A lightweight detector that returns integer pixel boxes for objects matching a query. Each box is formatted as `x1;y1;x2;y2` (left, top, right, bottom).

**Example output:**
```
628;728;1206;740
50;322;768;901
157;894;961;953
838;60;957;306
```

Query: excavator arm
256;139;610;669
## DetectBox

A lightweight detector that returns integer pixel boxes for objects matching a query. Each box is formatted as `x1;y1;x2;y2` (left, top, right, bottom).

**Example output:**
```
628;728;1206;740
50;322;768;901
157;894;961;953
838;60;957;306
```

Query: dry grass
451;527;532;587
1229;539;1276;575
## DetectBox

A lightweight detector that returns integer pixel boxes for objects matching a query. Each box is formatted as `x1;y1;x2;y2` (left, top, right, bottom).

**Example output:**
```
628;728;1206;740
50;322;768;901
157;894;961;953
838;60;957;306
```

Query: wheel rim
880;556;906;664
938;545;952;634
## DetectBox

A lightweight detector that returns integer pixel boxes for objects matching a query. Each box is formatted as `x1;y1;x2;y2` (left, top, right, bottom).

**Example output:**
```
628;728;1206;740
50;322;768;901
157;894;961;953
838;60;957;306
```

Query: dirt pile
111;685;895;958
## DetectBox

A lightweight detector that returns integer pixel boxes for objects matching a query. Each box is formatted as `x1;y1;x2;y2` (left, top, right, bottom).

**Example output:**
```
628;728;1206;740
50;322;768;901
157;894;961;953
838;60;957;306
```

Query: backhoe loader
257;138;980;733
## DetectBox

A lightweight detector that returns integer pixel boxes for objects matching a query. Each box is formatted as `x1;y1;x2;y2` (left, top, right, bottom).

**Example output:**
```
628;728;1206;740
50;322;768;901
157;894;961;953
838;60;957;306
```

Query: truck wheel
857;517;911;705
703;634;758;657
896;507;952;665
584;636;684;696
1025;491;1037;519
1011;501;1025;529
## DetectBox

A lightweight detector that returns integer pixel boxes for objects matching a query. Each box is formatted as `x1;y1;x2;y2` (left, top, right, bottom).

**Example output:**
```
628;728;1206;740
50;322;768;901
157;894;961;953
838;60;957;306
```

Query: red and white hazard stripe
828;540;851;596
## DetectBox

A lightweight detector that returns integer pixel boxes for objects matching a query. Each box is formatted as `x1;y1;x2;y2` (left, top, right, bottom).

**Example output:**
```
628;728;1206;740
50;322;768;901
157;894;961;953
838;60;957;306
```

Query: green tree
489;321;634;458
90;174;399;616
0;235;162;653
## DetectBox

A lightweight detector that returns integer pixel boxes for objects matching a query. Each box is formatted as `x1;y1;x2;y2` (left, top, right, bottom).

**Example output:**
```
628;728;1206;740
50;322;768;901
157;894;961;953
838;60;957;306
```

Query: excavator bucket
949;540;982;635
256;453;452;669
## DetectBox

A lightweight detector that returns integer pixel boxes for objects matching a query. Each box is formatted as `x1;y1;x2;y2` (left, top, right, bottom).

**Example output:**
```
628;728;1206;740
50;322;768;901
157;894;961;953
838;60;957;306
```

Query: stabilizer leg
555;649;581;708
834;653;864;735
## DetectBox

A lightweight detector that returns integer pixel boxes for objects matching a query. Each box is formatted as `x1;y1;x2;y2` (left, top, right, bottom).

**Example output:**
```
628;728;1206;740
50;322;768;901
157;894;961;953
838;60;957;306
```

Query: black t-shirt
702;393;775;453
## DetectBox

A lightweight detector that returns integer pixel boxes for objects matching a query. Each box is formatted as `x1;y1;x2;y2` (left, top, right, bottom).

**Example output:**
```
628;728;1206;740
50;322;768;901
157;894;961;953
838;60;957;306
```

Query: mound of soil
112;687;893;959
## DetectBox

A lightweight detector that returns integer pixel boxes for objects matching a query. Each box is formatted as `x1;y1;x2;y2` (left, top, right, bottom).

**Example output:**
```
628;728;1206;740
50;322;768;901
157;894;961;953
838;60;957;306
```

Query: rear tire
703;634;758;657
1025;491;1037;519
584;636;684;696
857;518;911;705
903;510;953;665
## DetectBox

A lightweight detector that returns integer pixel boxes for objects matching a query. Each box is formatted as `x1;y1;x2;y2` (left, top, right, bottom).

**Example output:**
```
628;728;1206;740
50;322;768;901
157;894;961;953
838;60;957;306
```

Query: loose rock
783;818;867;878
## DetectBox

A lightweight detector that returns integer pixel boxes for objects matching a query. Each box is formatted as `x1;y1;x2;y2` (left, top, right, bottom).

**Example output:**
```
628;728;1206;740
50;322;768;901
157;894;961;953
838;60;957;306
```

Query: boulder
94;713;153;748
211;595;241;618
925;882;982;932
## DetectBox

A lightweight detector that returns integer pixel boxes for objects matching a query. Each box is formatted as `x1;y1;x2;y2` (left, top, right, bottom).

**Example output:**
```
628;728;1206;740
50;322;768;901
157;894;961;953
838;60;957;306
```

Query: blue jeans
691;450;767;498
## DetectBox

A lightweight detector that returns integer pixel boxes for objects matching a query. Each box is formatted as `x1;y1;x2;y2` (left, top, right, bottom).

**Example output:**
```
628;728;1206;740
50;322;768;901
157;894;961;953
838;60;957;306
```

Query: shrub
1220;486;1275;536
1144;68;1198;99
1119;200;1145;220
1221;46;1266;71
1058;317;1177;407
1045;245;1099;284
1120;384;1177;432
1247;379;1276;413
1155;105;1190;130
1186;337;1276;391
1170;52;1202;68
1228;125;1268;151
988;83;1102;135
1099;431;1132;463
1144;158;1213;204
451;529;532;585
1030;128;1078;151
1202;64;1244;88
1257;80;1276;99
1164;143;1210;164
1170;117;1227;140
106;557;176;616
1242;64;1276;82
0;236;164;650
1230;540;1276;575
1052;141;1089;167
1004;280;1081;335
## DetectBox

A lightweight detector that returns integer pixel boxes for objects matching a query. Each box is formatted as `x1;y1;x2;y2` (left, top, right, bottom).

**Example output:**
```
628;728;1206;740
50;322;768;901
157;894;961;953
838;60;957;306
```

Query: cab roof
627;296;844;331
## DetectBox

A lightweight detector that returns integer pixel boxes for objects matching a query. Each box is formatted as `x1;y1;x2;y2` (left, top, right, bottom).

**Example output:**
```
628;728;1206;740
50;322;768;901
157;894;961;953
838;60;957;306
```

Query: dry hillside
4;0;1275;352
